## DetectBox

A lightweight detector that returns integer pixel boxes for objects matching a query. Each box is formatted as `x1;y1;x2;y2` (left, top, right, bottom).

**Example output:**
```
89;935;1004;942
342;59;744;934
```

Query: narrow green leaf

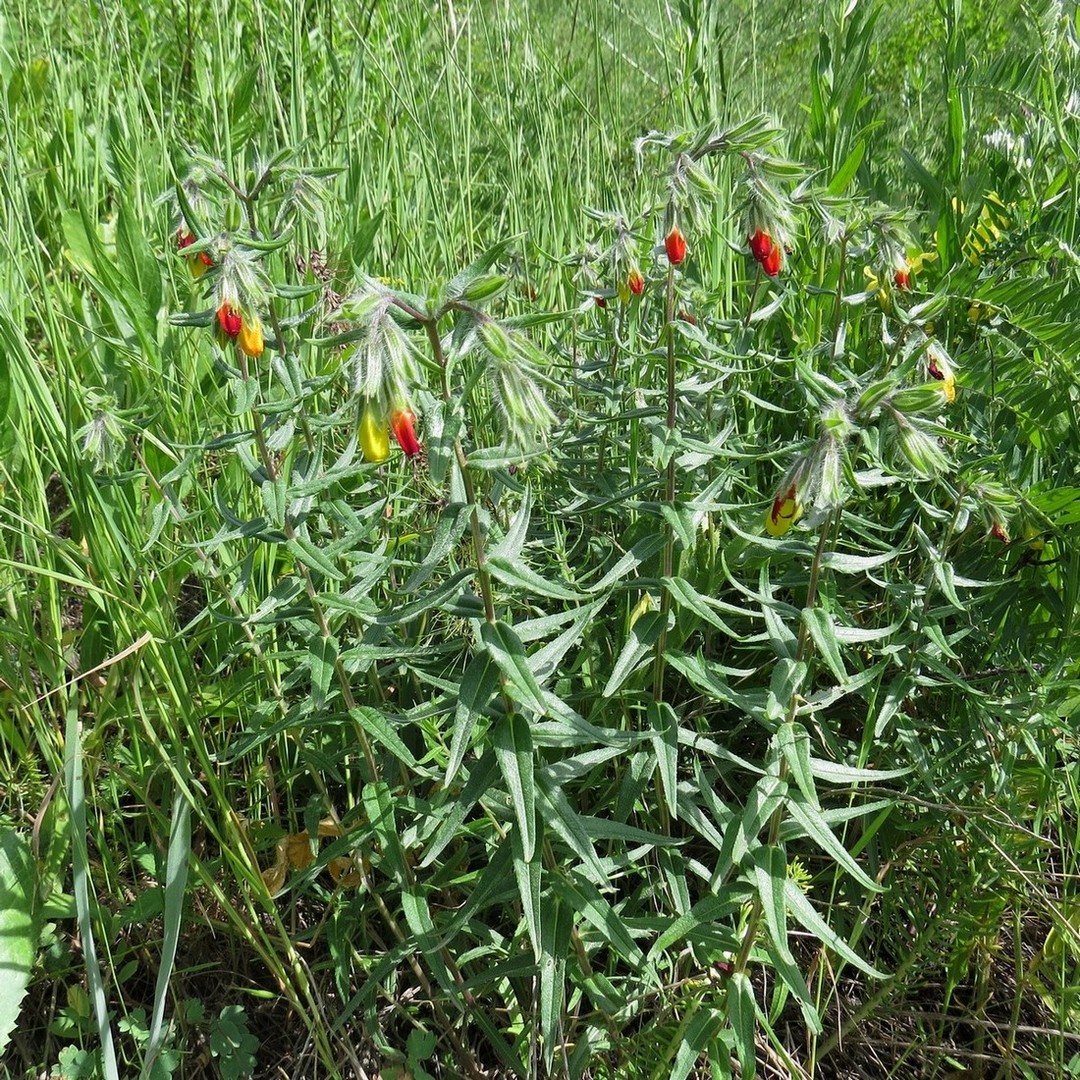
65;703;120;1080
362;782;406;886
784;878;886;978
663;576;739;636
536;776;606;883
422;753;499;867
801;608;848;685
648;888;749;960
539;897;573;1075
376;568;475;625
491;485;533;560
488;554;584;600
482;621;547;715
552;874;652;979
493;713;536;862
140;792;190;1080
669;1006;724;1080
732;776;787;866
776;723;817;807
511;826;542;960
784;791;883;893
402;504;469;592
401;886;456;995
648;701;679;820
750;845;794;970
307;633;337;710
350;706;418;767
446;651;501;786
287;534;345;581
603;610;667;697
827;140;865;194
587;533;666;592
727;972;757;1079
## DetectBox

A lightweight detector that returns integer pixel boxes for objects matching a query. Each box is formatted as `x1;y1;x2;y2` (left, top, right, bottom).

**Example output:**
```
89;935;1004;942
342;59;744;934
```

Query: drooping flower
177;229;214;279
627;267;645;296
748;229;773;264
765;483;802;537
216;303;242;338
390;407;422;457
747;227;783;277
761;243;782;277
359;401;390;463
665;226;687;266
238;313;264;358
926;343;957;404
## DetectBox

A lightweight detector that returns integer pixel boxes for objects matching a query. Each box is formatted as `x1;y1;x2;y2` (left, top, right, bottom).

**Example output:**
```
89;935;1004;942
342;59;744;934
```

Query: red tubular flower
595;295;607;309
177;229;195;251
990;522;1009;543
665;226;687;266
390;408;422;457
627;267;644;296
748;229;773;264
894;268;910;290
217;303;242;338
761;245;782;277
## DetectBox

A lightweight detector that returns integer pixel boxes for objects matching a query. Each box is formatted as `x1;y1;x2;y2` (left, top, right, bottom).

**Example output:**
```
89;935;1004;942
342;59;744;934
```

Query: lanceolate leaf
511;826;542;960
783;791;883;893
648;700;680;820
552;873;652;978
539;897;573;1074
727;972;757;1080
784;878;886;978
446;650;501;786
482;621;548;715
493;713;537;862
603;610;667;697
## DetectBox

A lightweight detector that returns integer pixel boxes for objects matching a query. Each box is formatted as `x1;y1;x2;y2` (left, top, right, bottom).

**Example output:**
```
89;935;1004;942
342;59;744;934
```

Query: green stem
732;512;836;975
651;262;678;704
423;318;498;625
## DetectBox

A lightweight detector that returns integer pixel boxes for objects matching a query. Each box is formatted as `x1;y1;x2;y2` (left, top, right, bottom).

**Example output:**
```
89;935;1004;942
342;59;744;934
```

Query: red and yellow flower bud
926;345;956;404
178;229;214;279
359;402;390;463
238;313;264;358
665;226;687;266
390;408;422;458
894;268;910;290
627;267;645;296
765;483;802;537
217;303;242;338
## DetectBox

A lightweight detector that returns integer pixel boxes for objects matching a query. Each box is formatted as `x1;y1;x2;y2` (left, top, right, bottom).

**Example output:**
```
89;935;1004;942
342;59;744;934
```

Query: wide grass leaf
0;829;37;1057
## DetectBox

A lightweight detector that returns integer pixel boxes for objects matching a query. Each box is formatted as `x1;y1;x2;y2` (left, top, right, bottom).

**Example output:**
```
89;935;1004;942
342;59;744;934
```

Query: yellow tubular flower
238;314;265;358
359;401;390;463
